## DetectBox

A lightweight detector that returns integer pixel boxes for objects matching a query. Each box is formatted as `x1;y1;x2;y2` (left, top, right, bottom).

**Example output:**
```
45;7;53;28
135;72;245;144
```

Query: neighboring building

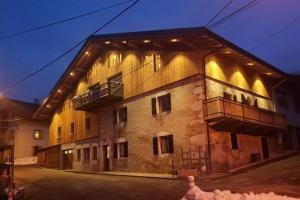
274;75;300;151
34;27;289;174
0;98;49;165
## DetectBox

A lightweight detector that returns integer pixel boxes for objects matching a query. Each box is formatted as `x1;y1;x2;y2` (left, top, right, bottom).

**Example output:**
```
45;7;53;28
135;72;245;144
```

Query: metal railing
203;97;287;129
72;81;123;109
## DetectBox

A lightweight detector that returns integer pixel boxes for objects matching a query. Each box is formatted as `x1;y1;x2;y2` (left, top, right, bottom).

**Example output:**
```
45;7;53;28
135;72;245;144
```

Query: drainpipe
202;45;225;174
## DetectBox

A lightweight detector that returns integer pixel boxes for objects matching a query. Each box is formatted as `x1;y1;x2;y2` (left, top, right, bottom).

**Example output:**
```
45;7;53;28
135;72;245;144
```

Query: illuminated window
33;130;43;140
108;52;122;68
153;135;174;155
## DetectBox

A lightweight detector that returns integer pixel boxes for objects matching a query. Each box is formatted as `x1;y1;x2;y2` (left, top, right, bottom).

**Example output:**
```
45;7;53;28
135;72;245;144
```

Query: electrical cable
206;0;235;27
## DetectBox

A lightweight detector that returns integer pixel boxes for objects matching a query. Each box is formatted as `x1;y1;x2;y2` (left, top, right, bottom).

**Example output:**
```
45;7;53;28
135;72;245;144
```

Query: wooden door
261;137;269;159
63;150;73;169
102;145;110;171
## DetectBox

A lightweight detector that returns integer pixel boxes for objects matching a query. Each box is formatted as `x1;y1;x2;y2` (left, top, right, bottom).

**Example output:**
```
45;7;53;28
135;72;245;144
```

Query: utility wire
0;0;135;40
251;16;300;51
206;0;235;27
0;0;140;92
208;0;261;29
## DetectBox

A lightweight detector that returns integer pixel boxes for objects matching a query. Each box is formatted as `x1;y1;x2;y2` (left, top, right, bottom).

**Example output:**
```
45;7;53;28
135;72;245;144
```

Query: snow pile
181;188;300;200
14;157;37;165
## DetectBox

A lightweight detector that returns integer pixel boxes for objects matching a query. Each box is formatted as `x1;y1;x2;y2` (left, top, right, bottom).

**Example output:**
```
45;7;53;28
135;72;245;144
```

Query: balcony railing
203;97;287;130
73;81;123;111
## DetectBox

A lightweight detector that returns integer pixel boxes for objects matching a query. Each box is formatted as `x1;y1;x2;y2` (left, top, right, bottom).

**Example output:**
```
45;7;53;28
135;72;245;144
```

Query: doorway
261;137;269;159
63;149;73;169
102;145;110;171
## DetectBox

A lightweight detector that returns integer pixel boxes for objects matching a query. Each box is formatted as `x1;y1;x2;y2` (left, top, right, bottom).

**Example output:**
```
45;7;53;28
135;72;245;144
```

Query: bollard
180;176;205;200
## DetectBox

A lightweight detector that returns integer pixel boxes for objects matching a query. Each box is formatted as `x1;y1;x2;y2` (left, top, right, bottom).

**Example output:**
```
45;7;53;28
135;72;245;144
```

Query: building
0;98;49;165
274;75;300;151
34;27;290;174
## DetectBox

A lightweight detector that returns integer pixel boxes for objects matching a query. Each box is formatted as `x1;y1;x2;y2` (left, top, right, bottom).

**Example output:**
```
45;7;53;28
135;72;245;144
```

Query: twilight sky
0;0;299;102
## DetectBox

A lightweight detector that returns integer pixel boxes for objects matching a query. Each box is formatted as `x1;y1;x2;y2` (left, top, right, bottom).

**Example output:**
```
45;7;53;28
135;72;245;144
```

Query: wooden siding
49;50;203;146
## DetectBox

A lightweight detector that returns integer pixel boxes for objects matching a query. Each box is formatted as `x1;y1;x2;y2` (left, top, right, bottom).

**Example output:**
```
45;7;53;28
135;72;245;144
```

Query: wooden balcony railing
72;81;123;110
203;97;287;130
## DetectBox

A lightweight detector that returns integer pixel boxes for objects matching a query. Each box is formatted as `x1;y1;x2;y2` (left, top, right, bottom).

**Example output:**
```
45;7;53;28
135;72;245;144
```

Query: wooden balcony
203;97;287;134
73;81;123;111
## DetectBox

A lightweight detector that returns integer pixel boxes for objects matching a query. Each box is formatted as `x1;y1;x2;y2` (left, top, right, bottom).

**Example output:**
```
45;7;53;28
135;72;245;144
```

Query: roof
0;98;39;119
34;26;287;120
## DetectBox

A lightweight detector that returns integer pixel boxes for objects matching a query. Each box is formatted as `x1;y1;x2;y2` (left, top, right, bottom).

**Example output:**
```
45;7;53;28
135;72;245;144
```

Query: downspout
202;45;225;174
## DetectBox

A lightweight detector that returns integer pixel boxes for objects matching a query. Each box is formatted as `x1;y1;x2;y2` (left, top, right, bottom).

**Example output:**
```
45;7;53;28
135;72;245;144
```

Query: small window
153;135;174;154
57;127;61;139
85;118;91;130
33;130;43;140
113;141;128;158
92;147;97;160
152;93;171;115
113;107;127;124
277;89;288;109
231;132;238;150
77;149;81;161
83;148;90;161
70;122;75;135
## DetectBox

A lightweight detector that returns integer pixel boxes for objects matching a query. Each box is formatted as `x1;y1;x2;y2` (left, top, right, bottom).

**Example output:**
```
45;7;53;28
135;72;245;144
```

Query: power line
0;0;140;92
0;0;135;40
206;0;235;27
208;0;261;29
251;16;300;51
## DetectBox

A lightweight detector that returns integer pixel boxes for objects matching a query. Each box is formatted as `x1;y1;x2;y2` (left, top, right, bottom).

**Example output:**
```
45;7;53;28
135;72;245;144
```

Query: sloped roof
34;26;287;120
0;98;39;118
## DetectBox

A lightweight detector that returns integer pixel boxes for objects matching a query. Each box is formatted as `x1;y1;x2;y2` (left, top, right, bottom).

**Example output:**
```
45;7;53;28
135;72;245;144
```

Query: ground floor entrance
63;149;73;169
102;145;110;171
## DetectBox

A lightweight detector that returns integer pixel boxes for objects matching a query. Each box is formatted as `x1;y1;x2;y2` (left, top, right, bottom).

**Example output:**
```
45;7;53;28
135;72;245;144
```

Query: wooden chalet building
34;27;289;174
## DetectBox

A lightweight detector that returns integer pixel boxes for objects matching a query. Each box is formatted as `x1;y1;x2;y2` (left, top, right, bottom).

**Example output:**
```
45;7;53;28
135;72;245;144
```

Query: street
14;155;300;200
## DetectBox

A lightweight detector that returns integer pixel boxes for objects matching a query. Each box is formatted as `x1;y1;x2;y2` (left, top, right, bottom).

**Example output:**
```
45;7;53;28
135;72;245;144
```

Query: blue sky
0;0;299;102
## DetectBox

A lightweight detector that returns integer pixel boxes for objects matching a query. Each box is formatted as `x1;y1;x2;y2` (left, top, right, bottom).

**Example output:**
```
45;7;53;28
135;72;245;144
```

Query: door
261;137;269;159
63;150;73;169
102;145;110;171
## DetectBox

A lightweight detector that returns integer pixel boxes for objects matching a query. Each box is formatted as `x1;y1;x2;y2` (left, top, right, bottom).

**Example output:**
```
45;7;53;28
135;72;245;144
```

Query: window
113;107;127;124
33;130;43;140
231;132;238;150
113;141;128;158
153;135;174;154
77;149;81;161
57;127;61;139
70;122;75;135
92;146;97;160
152;93;171;115
277;89;288;109
83;148;90;161
294;95;300;114
85;118;91;130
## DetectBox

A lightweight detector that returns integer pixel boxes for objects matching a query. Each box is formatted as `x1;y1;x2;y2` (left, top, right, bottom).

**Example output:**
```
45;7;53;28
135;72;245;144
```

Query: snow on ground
181;187;300;200
14;157;37;165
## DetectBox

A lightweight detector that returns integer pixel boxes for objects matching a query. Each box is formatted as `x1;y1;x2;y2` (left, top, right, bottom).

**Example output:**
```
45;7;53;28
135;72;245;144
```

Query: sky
0;0;299;103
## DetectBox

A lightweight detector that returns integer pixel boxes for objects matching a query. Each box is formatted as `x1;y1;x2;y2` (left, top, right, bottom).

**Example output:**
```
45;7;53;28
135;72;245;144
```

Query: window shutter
113;143;118;158
124;141;128;157
166;93;171;111
153;137;158;155
151;98;157;115
168;135;174;153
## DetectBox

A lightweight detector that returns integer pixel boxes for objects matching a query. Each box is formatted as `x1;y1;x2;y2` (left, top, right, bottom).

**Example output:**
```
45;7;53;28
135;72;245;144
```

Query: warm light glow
170;38;180;42
246;62;254;66
266;72;272;76
57;89;62;94
85;51;90;56
46;104;51;108
252;78;269;97
230;70;249;90
122;40;127;44
105;41;111;44
223;50;232;54
70;72;75;76
143;39;151;43
206;60;226;82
